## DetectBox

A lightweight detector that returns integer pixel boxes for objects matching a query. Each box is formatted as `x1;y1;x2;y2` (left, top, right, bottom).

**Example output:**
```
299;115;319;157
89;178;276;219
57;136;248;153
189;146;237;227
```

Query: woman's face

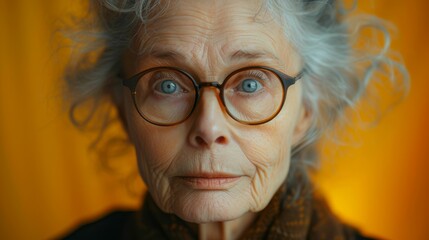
121;0;310;223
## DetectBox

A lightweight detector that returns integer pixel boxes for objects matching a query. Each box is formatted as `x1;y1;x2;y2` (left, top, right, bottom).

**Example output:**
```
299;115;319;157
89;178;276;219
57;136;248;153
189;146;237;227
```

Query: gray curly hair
64;0;408;195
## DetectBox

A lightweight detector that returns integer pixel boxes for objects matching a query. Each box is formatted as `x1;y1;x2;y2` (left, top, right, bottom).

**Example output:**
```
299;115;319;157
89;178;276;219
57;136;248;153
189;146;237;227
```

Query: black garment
62;210;377;240
62;211;134;240
62;181;378;240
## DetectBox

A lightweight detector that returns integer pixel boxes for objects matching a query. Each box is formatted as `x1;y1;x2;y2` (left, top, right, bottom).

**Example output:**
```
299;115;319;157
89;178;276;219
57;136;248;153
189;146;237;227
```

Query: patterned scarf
124;182;359;240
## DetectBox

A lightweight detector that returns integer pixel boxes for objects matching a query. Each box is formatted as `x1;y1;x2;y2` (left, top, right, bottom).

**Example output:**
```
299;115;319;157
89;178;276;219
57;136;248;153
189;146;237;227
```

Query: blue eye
240;79;261;93
160;80;177;94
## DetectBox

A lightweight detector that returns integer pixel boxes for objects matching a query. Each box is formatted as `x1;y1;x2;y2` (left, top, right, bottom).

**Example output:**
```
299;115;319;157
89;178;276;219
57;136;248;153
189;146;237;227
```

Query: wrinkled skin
120;0;310;238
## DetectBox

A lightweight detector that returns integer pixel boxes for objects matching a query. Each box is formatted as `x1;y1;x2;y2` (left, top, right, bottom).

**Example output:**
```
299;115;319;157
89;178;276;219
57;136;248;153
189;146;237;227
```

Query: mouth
177;172;242;190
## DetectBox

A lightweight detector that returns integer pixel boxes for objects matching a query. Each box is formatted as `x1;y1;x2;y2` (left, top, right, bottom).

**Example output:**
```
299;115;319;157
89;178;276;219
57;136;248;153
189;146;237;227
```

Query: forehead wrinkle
137;0;273;50
133;0;297;74
136;6;215;55
233;50;277;61
143;42;284;67
217;34;287;66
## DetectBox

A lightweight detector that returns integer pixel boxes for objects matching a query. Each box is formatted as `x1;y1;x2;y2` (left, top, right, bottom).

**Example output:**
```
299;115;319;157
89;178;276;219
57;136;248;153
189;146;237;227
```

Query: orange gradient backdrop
1;1;428;239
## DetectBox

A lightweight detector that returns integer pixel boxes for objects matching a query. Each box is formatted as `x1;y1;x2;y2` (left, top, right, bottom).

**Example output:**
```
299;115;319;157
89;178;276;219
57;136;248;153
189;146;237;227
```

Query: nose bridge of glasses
198;82;221;90
196;81;225;112
196;82;223;98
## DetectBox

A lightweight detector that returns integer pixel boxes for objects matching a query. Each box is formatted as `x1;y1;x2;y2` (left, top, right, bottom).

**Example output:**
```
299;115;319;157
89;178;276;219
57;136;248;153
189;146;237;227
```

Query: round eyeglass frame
122;66;304;126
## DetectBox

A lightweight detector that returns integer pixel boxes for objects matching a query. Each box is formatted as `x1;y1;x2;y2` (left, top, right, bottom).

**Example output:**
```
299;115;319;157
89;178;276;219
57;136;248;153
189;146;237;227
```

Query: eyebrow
146;48;281;63
230;49;281;62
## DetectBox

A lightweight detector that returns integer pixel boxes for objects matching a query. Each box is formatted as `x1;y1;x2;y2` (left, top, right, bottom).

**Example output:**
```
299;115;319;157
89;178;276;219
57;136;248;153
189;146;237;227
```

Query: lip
177;172;242;190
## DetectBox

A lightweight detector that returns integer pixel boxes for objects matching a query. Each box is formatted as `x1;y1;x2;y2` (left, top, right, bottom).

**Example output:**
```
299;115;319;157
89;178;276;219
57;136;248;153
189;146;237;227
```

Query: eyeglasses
122;66;303;126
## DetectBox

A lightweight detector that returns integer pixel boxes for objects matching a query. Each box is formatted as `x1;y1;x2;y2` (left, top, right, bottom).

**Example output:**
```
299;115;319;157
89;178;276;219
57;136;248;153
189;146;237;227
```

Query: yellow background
1;0;428;239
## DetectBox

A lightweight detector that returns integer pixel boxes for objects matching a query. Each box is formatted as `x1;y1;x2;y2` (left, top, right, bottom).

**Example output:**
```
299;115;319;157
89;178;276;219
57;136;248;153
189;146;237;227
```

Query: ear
292;103;312;146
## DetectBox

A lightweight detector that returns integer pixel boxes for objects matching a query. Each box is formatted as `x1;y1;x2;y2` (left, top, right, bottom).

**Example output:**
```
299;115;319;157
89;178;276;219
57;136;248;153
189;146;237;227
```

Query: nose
187;88;230;148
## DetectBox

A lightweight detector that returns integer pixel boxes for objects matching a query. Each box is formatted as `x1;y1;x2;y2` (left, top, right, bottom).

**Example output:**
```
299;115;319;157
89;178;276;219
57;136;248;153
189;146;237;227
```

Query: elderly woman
63;0;406;239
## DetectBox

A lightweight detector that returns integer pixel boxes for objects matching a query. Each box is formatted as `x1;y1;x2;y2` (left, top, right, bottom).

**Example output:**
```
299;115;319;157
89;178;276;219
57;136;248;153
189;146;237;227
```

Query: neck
197;212;257;240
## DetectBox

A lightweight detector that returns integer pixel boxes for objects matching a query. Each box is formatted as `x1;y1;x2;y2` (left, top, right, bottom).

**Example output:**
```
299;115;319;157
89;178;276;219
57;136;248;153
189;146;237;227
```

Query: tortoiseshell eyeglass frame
122;66;304;126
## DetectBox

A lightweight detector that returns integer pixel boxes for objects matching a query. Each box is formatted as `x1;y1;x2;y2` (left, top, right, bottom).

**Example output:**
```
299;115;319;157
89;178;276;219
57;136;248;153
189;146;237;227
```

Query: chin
172;191;249;223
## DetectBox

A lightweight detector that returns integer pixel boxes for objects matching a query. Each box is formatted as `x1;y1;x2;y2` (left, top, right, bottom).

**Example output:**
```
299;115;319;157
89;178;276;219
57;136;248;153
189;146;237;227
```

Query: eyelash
243;71;269;83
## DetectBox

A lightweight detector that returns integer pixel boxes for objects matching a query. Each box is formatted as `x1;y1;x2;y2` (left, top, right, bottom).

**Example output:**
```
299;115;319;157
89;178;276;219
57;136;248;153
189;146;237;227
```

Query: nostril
194;135;227;146
215;136;227;144
195;136;206;146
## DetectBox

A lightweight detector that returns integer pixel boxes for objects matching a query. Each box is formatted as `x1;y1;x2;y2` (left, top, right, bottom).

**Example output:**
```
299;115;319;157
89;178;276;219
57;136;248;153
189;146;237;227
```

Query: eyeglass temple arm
122;72;144;92
294;67;307;81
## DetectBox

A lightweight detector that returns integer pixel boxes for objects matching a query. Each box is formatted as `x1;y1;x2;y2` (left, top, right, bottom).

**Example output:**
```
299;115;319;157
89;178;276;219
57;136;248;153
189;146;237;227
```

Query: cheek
130;123;183;174
237;124;292;212
235;98;299;211
124;101;185;205
123;95;180;170
238;121;292;174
